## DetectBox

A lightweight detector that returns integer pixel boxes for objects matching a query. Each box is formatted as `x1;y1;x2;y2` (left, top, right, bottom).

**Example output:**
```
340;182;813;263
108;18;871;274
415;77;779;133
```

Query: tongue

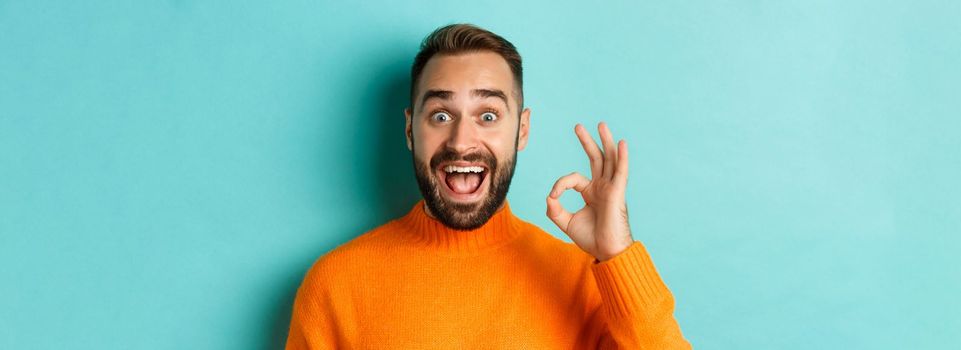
445;172;482;194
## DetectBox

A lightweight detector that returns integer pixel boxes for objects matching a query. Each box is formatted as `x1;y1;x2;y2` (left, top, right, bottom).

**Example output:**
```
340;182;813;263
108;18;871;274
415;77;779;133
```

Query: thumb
546;195;572;233
546;172;590;233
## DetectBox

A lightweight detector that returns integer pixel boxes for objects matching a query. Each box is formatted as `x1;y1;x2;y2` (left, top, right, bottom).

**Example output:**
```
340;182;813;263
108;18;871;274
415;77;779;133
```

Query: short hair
409;23;523;113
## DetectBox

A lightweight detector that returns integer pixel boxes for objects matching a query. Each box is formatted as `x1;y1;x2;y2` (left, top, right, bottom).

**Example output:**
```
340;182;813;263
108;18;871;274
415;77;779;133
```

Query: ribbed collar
395;199;525;253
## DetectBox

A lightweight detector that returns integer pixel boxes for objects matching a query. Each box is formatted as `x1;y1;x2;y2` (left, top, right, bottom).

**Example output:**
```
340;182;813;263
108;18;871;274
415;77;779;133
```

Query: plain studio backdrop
1;1;958;349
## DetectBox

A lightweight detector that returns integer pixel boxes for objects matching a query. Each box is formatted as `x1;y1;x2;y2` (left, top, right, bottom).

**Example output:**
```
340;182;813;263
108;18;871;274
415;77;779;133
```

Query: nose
446;117;480;154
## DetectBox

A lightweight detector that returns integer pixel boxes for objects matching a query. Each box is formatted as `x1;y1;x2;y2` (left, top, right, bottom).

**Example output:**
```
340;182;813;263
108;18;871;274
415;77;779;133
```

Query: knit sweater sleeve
285;265;341;350
589;241;693;349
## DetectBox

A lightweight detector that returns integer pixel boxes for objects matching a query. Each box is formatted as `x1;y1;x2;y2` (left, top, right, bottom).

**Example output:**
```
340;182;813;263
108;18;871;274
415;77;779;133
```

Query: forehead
416;52;516;106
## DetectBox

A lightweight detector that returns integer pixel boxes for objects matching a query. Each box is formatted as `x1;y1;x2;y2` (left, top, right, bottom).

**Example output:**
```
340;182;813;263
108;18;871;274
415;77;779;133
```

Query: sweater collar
396;199;524;253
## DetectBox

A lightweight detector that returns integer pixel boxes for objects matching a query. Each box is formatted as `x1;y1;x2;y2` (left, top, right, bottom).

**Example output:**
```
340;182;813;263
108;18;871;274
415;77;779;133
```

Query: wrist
596;239;635;262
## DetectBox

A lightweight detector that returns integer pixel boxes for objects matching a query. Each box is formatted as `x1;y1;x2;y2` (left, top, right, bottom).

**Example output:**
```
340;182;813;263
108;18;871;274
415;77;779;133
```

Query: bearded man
285;23;692;349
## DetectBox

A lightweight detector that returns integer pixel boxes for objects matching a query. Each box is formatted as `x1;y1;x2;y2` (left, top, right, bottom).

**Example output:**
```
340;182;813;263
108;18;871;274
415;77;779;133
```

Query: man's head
405;23;531;230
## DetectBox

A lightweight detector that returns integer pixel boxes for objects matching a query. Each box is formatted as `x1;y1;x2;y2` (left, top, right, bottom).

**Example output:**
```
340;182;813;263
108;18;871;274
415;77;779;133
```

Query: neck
422;200;507;221
398;199;523;253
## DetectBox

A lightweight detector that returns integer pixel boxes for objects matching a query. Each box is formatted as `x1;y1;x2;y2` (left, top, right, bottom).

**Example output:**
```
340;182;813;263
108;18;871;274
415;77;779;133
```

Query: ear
404;107;413;151
517;107;531;151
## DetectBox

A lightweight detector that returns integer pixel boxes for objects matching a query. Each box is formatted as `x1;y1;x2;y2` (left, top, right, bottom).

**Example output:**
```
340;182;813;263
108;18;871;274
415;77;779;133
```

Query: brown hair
409;23;523;113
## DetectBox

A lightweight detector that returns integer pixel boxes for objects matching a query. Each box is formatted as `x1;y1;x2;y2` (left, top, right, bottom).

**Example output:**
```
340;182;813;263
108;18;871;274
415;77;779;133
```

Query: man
286;23;691;349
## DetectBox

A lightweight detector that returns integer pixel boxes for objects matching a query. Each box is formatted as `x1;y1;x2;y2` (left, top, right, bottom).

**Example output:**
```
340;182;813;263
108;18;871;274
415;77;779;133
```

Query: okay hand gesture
546;122;634;262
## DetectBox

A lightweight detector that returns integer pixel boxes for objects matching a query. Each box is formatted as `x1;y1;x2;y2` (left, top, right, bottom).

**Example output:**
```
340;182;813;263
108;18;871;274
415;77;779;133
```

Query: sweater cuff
590;241;672;319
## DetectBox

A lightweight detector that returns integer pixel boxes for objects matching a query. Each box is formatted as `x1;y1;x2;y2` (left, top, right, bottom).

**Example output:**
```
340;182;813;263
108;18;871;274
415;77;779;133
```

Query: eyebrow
420;88;511;111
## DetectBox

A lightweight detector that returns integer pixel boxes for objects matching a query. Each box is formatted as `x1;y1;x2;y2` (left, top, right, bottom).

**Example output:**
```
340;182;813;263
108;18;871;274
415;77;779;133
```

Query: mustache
429;148;497;171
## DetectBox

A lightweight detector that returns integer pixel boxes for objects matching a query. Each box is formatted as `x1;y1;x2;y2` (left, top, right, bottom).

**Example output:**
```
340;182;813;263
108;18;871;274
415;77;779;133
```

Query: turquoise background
1;1;959;349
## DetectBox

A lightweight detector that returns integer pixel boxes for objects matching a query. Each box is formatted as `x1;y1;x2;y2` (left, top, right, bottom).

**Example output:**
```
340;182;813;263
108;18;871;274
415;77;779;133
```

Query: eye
480;111;498;122
431;111;452;123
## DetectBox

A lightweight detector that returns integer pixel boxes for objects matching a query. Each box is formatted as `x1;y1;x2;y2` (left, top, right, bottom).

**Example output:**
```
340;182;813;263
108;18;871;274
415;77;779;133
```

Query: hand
546;122;634;262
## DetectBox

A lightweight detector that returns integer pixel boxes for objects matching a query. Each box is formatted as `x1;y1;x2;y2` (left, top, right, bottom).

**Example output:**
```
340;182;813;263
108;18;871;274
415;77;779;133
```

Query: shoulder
298;219;401;288
512;218;596;265
508;219;605;306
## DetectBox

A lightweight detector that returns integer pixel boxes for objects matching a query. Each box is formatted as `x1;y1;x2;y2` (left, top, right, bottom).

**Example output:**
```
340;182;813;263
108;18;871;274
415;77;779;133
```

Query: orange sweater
286;200;691;349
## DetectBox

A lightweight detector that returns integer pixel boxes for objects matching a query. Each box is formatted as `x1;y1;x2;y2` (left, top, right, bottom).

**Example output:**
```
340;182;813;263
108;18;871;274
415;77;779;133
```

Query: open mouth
436;162;490;202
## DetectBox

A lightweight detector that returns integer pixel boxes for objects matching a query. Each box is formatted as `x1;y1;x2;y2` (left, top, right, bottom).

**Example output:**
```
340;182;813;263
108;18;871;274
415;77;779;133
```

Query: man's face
405;51;531;230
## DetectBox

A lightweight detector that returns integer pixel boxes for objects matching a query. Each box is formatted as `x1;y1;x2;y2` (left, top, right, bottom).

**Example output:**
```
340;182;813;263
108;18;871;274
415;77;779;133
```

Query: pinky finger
613;140;629;187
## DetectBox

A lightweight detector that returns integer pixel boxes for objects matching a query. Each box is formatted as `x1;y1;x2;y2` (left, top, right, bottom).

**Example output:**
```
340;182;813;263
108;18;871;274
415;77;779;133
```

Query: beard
412;145;517;231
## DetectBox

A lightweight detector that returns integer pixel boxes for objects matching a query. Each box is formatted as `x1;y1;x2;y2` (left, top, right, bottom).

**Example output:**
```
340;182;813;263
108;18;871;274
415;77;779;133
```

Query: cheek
481;130;518;166
413;128;445;160
482;127;516;150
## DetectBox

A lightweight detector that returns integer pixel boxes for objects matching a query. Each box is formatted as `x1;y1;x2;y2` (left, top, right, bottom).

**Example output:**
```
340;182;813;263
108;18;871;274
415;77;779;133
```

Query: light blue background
2;1;959;349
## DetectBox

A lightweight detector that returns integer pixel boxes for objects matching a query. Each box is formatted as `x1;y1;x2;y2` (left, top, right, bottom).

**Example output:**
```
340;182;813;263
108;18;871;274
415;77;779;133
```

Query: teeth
444;165;485;173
